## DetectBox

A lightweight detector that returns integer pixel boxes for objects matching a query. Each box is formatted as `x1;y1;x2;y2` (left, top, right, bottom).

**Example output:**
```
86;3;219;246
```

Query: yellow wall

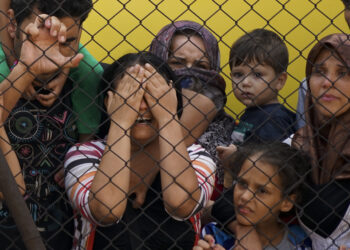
81;0;348;118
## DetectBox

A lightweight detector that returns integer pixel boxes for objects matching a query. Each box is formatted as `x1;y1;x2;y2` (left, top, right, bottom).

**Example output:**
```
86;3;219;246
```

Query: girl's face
130;96;158;144
168;34;210;70
233;154;292;227
114;66;159;144
309;49;350;119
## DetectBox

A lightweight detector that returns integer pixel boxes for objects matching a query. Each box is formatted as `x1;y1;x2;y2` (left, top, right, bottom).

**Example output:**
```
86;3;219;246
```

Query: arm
86;65;145;224
144;64;216;218
181;89;217;146
0;15;83;121
0;100;25;198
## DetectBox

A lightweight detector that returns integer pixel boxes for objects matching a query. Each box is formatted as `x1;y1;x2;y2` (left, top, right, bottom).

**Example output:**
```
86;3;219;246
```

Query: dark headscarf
150;20;220;71
293;33;350;184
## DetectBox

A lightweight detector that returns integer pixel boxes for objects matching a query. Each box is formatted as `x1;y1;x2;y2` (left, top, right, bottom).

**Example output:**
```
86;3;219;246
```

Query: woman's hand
143;63;177;124
106;65;145;130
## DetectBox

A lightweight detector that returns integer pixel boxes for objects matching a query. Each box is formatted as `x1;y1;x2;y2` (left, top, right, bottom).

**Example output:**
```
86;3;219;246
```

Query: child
0;1;93;248
194;142;311;250
230;29;296;144
0;0;103;140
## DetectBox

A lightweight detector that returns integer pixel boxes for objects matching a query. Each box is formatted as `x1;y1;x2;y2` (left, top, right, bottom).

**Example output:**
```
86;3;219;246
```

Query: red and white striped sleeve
171;144;216;220
64;140;106;226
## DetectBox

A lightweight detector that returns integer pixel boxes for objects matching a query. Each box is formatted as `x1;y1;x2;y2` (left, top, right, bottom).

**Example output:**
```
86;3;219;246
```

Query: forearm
181;89;217;146
89;124;131;224
0;63;35;121
0;125;25;199
158;118;201;218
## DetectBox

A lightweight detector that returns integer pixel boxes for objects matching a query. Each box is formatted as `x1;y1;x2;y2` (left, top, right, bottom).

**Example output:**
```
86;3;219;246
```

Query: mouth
241;92;254;99
34;86;52;95
320;93;337;102
237;205;252;216
135;117;153;124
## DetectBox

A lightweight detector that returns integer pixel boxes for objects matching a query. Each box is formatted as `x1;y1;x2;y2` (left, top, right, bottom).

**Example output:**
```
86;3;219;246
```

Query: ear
275;72;287;91
280;194;296;213
7;9;17;39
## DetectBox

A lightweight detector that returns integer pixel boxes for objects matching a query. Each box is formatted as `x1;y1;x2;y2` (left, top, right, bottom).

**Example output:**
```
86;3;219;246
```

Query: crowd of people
0;0;349;249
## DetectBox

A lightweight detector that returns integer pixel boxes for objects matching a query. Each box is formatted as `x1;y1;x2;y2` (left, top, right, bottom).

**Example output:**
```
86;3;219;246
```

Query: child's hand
193;234;225;250
216;144;237;161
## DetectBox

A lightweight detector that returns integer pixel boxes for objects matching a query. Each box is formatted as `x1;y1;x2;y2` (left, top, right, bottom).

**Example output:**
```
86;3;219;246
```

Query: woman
293;33;350;248
150;20;234;195
64;52;216;249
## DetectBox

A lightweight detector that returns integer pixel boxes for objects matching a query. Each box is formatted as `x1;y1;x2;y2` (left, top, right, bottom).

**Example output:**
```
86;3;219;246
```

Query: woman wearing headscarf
150;21;235;197
293;33;350;248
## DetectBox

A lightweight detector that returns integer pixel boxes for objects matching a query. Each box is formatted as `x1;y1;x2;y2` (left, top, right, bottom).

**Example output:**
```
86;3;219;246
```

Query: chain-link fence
0;0;349;249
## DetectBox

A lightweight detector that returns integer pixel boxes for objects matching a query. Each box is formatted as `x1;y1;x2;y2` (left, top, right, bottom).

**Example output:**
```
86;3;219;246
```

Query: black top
231;103;296;144
299;178;350;238
92;173;196;250
211;187;235;231
0;80;77;249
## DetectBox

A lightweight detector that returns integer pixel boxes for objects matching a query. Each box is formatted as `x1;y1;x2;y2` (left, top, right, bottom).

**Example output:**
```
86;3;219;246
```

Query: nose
186;61;193;68
241;75;251;88
240;188;254;203
139;98;148;111
322;73;337;88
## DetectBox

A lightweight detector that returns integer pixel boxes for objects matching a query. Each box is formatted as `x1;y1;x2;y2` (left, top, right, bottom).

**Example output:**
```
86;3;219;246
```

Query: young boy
0;0;103;140
0;1;95;248
230;29;296;144
213;29;297;236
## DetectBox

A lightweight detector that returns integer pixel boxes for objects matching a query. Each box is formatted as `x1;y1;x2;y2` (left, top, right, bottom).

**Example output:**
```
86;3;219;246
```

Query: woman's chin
131;132;158;147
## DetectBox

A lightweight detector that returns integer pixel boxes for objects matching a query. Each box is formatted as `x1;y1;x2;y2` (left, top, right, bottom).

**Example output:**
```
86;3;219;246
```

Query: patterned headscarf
293;33;350;184
149;20;221;71
150;21;226;109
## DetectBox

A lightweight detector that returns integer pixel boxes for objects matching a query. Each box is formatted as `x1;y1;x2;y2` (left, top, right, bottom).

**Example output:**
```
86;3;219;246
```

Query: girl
194;142;311;249
64;52;216;249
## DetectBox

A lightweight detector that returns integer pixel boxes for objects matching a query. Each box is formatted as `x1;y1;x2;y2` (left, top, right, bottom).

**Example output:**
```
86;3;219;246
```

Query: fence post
0;148;45;250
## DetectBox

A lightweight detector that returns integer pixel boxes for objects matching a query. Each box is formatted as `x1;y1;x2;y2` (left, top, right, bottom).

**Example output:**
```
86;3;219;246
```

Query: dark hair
100;52;183;117
228;142;310;202
229;29;289;75
10;0;93;25
343;0;350;9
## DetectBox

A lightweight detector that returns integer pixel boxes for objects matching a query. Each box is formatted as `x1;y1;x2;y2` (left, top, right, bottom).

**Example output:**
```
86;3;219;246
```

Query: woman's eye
198;64;207;69
312;67;324;75
169;60;183;65
195;62;210;70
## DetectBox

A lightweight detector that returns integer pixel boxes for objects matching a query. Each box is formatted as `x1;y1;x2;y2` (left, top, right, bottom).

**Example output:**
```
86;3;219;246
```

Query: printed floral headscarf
150;20;226;110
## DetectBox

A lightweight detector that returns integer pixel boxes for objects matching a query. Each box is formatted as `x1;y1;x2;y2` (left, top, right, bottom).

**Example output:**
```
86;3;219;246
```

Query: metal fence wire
0;0;349;249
